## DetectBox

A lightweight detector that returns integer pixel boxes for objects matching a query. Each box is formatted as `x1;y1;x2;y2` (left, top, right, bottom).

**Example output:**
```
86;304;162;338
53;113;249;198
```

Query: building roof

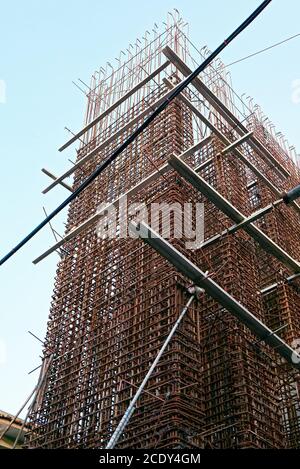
0;410;28;449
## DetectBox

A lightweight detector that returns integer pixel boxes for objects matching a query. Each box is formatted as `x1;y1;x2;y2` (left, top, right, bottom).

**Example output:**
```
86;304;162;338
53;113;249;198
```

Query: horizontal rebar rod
200;199;283;248
221;132;253;154
0;0;272;267
260;272;300;295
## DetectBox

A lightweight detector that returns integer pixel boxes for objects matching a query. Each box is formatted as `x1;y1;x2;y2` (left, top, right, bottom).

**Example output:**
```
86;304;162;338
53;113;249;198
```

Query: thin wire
227;32;300;67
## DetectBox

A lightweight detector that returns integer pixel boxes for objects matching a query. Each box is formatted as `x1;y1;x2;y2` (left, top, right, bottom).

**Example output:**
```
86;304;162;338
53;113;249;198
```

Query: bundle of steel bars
26;14;300;449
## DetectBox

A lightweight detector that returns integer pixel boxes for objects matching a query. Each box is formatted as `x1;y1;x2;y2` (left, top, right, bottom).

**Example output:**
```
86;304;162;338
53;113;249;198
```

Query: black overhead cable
0;0;272;267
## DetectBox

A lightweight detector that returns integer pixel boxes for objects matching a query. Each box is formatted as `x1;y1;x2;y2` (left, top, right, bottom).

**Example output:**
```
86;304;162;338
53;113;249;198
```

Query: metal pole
11;355;54;449
11;414;29;450
0;387;37;442
0;354;53;445
0;0;272;267
106;293;199;449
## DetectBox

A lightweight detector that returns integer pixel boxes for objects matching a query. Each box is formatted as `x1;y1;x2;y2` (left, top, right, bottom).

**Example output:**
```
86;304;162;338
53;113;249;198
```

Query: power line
227;32;300;67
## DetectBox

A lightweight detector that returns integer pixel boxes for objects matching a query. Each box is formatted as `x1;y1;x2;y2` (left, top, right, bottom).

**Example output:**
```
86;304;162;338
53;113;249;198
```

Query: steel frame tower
26;13;300;449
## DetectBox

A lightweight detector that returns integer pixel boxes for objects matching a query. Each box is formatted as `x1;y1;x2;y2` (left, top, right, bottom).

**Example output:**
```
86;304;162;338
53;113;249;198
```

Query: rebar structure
25;13;300;449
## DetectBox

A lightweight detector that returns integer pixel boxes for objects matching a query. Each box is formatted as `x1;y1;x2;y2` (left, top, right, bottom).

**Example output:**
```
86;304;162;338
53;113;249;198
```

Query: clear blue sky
0;0;299;418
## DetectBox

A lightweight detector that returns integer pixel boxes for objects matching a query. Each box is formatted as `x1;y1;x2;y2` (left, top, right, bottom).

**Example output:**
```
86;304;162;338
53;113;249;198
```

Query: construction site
2;3;300;450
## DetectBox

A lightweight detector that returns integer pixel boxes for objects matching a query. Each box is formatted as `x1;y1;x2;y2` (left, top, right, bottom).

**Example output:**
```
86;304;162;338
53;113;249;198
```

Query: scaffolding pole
106;291;200;449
